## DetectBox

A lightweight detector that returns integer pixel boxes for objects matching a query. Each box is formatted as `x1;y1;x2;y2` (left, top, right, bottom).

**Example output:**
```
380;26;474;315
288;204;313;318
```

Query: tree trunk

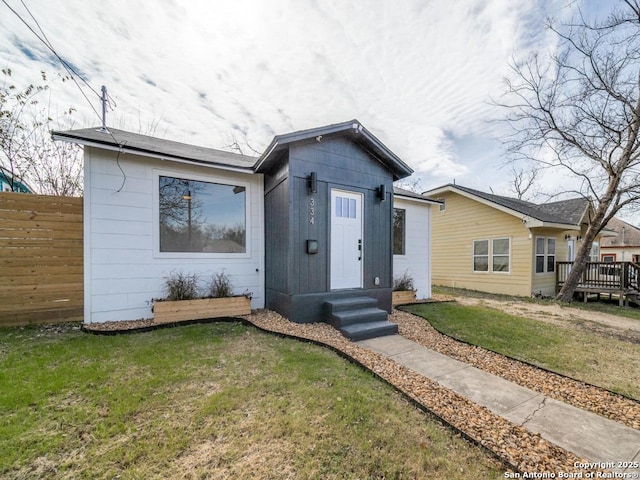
555;187;617;302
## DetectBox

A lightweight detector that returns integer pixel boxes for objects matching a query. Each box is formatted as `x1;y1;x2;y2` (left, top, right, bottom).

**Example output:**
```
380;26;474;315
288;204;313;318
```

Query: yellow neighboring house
423;184;612;297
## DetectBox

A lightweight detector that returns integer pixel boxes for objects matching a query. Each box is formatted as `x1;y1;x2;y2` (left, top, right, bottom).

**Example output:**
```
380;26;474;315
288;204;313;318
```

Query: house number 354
309;197;315;224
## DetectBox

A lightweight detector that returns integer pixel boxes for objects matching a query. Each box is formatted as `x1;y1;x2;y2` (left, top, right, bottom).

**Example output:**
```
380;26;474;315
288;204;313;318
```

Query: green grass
0;322;504;479
404;302;640;400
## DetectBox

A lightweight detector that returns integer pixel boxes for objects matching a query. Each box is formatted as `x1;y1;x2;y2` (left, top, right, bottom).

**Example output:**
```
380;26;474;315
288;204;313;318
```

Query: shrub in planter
392;271;417;305
153;271;251;323
393;271;415;291
164;271;199;301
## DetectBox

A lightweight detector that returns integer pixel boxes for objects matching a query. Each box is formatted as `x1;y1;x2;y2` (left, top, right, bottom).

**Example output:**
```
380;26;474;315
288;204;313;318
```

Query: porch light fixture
308;172;317;193
377;184;386;202
564;234;572;240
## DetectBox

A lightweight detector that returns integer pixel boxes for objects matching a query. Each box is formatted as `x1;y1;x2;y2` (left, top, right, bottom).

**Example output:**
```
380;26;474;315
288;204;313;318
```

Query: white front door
330;190;363;289
567;239;575;261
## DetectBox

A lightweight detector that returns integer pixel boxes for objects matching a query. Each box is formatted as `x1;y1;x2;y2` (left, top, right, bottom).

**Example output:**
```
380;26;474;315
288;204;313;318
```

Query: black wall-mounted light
308;172;317;194
564;234;572;240
377;184;386;202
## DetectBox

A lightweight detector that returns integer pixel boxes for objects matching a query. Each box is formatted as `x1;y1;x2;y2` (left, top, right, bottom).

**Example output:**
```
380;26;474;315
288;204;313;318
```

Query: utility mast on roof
99;85;109;133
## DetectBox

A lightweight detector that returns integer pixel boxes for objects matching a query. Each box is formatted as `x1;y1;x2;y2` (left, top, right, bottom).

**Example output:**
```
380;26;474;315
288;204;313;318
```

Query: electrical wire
3;0;131;191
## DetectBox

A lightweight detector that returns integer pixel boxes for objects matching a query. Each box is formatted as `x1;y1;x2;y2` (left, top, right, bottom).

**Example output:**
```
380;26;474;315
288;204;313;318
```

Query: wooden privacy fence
0;192;83;326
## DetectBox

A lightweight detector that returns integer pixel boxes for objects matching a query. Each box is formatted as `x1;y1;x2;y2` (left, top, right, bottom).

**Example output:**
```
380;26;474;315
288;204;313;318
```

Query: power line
2;0;104;123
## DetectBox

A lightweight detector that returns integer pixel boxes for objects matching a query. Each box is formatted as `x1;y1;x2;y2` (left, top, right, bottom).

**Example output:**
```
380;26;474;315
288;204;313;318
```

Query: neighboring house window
159;175;246;253
535;237;556;273
393;208;406;255
601;254;615;262
492;238;510;272
473;240;489;272
473;238;510;273
437;198;445;212
590;242;599;262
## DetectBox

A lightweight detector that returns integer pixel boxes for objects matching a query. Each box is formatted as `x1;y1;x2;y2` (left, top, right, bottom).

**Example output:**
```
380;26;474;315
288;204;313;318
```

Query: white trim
53;135;254;174
330;188;364;290
152;169;253;260
472;237;511;274
534;236;557;275
83;148;93;323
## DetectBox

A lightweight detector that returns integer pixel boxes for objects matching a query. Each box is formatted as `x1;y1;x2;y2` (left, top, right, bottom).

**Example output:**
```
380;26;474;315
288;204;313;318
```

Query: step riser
341;323;398;341
324;295;397;340
325;297;378;314
330;310;388;328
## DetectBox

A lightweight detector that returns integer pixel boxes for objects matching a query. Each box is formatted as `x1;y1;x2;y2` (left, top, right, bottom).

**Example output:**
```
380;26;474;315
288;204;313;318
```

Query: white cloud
0;0;578;187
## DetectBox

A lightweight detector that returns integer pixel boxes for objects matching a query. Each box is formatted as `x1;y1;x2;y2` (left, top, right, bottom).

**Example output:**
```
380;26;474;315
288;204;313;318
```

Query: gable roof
254;120;413;181
423;184;590;228
53;120;413;180
393;186;442;205
52;127;257;172
601;217;640;247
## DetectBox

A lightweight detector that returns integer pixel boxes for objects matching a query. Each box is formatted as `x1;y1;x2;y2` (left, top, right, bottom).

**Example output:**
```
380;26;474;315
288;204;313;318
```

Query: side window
535;237;556;273
393;208;406;255
492;238;510;272
473;240;489;272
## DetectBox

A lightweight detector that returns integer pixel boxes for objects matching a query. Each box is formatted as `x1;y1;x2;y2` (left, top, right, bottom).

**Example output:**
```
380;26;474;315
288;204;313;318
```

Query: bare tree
394;175;423;194
224;133;261;156
499;1;640;302
0;69;82;196
507;165;540;201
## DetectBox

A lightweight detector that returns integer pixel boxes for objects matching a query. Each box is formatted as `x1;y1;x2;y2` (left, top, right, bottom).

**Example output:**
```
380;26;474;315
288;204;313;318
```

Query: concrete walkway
357;335;640;474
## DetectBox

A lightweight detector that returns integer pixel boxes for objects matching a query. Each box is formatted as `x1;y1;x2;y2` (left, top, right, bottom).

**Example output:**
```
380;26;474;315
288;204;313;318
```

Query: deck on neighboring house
556;261;640;305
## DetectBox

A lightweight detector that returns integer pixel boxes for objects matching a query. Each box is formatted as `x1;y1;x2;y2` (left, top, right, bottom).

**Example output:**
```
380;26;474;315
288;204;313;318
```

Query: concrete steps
324;296;397;341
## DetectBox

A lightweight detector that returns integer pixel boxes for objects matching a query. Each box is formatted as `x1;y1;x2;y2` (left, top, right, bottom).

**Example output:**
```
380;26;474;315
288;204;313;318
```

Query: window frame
473;239;490;273
535;236;556;274
393;208;406;256
492;237;511;273
153;170;251;259
473;237;511;274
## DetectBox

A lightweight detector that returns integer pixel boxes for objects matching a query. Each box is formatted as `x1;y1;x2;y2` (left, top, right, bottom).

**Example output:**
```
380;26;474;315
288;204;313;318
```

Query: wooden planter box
153;296;251;324
392;290;417;306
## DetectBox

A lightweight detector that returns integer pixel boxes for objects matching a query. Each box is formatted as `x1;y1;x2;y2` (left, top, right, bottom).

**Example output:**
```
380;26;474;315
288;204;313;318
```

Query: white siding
84;147;264;323
393;196;433;300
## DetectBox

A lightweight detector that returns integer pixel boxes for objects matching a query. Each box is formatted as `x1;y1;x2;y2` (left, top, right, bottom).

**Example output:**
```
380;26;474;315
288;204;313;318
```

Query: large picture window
159;176;246;253
393;208;406;255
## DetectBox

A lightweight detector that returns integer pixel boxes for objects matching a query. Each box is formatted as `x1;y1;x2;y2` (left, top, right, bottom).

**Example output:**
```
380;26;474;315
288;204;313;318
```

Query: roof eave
394;193;442;205
254;120;413;180
53;131;255;174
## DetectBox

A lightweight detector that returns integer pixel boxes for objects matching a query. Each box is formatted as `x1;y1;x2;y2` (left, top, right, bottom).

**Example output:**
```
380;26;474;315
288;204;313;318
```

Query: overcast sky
0;0;609;199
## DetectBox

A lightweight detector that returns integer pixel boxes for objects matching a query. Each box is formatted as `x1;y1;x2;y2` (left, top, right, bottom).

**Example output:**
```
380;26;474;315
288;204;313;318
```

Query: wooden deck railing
556;261;640;294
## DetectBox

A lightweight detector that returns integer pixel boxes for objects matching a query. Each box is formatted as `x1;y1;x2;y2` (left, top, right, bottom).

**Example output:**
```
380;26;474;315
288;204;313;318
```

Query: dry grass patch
1;322;504;479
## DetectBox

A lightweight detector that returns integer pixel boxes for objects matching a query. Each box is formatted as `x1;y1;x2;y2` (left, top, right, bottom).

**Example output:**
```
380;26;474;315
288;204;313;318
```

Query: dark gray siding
264;136;394;323
264;177;290;299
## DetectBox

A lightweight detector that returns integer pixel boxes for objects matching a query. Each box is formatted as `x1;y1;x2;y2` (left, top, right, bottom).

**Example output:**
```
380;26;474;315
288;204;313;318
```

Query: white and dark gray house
54;120;438;340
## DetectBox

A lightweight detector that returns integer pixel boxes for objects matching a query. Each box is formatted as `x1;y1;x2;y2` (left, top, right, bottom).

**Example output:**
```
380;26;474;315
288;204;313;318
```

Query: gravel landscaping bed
82;308;638;475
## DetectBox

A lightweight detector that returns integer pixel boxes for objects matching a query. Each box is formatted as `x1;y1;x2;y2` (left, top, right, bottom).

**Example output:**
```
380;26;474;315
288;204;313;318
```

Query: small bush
393;271;415;291
164;271;199;301
209;271;234;298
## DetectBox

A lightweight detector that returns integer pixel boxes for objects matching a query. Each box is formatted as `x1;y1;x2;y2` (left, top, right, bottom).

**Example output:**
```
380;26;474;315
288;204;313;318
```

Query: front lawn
404;302;640;400
0;322;504;479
